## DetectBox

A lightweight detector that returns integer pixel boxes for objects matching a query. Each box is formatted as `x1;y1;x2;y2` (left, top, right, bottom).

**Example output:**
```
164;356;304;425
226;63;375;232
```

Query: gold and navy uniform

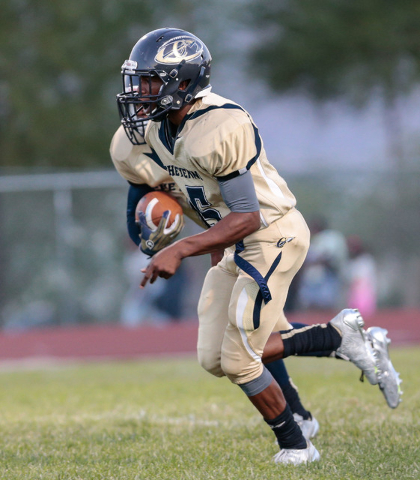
145;92;297;231
143;91;311;386
110;125;206;228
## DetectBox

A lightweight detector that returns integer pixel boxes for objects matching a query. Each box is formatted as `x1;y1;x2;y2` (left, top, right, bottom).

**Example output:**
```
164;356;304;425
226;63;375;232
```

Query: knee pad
197;349;225;378
220;351;264;385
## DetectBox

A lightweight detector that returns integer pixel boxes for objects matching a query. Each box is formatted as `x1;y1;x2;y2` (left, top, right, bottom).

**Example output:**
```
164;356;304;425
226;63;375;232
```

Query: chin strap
178;66;206;104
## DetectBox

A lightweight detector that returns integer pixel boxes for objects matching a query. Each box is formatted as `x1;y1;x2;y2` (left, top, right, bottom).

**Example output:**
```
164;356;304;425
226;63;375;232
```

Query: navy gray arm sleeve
127;182;154;246
217;170;260;213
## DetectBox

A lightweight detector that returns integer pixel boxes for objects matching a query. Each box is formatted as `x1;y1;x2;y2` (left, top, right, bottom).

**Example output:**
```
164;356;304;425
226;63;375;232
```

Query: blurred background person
298;216;349;311
347;235;378;318
120;239;171;326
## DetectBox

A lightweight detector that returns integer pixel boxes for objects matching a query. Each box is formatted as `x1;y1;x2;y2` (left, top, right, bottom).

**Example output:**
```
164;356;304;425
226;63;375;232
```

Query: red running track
0;308;418;363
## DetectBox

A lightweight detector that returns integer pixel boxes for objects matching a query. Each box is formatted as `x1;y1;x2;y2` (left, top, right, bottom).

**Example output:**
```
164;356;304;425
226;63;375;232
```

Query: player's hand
138;210;184;256
140;244;183;287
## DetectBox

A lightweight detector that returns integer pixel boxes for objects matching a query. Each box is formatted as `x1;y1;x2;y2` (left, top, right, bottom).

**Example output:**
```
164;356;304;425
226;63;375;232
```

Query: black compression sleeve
281;323;341;358
127;182;154;246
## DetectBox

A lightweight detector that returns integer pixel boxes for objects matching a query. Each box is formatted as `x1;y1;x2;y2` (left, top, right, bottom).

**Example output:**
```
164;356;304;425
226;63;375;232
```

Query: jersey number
186;185;222;228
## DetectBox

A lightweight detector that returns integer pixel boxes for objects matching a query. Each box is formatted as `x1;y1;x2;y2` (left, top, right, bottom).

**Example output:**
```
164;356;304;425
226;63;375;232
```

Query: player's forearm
175;211;261;259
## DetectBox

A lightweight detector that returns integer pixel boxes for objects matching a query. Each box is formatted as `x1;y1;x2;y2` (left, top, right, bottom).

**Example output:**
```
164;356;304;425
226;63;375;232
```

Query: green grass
0;348;418;480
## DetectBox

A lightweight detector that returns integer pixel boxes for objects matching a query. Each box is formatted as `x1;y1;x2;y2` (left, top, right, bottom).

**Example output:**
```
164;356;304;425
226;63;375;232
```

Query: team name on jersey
166;165;203;180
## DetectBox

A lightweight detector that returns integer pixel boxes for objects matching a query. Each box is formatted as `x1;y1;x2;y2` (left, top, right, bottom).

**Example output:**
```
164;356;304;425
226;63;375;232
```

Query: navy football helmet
117;28;212;144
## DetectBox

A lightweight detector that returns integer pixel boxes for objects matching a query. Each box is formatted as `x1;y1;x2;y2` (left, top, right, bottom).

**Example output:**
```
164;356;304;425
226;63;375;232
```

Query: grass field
0;348;419;480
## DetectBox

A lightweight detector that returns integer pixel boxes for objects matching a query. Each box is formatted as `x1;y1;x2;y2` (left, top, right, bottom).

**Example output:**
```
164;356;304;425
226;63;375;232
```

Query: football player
110;119;320;440
116;28;402;465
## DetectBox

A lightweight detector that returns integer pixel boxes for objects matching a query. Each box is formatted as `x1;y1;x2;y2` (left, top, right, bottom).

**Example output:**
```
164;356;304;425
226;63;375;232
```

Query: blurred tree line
248;0;420;264
1;0;420;324
1;0;154;169
249;0;420;170
2;0;420;169
0;0;239;169
251;0;420;102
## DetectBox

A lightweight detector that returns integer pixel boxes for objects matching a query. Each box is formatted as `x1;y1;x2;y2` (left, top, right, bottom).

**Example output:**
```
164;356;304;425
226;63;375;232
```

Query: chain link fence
0;168;419;330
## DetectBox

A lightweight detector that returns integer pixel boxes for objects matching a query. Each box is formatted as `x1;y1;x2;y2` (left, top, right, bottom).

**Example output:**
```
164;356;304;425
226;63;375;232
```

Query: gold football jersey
145;92;296;231
110;126;206;227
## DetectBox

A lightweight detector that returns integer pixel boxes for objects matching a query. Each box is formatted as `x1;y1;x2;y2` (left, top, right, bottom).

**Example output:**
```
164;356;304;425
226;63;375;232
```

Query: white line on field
0;410;262;429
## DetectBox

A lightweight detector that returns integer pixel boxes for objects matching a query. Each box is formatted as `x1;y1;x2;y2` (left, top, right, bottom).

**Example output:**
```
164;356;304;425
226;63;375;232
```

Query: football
136;191;183;229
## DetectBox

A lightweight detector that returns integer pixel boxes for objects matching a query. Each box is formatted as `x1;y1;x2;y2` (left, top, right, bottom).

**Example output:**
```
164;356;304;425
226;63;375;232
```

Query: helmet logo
155;36;203;65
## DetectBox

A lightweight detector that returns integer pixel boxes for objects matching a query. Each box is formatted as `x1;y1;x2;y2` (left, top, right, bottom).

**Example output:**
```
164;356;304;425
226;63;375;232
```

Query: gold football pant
197;208;310;385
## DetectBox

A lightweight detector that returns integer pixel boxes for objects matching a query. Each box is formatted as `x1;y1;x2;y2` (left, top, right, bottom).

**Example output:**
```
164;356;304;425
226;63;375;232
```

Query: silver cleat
366;327;403;409
293;413;320;440
273;440;320;465
330;309;378;385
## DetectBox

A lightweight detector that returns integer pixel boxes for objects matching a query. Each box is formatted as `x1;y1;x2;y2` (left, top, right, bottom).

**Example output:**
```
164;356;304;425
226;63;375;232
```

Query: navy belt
234;241;272;303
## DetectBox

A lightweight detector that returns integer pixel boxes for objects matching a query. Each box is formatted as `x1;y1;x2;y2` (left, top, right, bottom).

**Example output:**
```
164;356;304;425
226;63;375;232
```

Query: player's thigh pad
197;258;237;377
221;210;310;385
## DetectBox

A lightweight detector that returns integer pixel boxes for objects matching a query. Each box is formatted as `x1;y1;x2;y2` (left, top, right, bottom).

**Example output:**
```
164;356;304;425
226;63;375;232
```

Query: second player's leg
265;354;319;440
263;310;403;409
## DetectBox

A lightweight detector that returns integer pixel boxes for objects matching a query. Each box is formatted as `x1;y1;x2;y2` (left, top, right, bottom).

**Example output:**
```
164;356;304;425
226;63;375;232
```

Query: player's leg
263;310;403;408
197;252;322;378
220;274;313;463
265;359;310;419
289;322;335;357
266;318;337;439
197;252;237;377
265;359;319;439
266;316;354;439
198;252;319;441
260;206;401;409
220;212;320;464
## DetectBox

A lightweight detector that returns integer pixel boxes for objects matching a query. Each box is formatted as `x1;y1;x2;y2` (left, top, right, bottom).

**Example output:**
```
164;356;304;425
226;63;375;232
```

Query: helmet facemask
117;71;166;144
117;102;149;146
117;66;195;126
